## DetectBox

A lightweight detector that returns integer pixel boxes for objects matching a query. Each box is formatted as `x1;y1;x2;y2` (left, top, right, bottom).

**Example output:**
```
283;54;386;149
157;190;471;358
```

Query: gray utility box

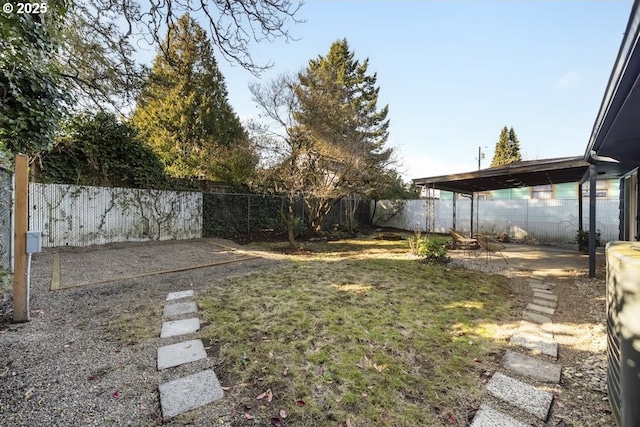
26;231;41;254
606;241;640;427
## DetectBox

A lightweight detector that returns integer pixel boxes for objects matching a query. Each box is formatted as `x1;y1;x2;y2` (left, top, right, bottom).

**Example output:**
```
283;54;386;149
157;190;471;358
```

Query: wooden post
13;154;29;322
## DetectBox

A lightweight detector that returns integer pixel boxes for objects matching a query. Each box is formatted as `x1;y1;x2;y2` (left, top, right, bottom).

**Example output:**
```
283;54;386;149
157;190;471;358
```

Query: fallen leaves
256;388;273;402
112;391;120;399
295;399;305;407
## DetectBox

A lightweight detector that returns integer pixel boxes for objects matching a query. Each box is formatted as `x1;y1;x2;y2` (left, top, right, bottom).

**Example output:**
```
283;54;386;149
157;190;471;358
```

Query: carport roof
412;156;590;194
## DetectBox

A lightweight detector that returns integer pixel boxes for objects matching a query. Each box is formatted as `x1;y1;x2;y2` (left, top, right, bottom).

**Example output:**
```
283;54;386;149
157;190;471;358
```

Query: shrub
417;237;450;263
409;229;449;263
576;229;602;253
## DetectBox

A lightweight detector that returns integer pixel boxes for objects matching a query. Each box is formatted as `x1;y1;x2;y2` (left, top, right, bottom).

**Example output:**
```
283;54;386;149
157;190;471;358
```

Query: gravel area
451;255;614;426
0;239;276;427
0;241;615;426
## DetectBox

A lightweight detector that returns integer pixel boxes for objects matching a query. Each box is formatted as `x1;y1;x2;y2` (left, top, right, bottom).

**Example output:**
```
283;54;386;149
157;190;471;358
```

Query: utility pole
477;146;486;170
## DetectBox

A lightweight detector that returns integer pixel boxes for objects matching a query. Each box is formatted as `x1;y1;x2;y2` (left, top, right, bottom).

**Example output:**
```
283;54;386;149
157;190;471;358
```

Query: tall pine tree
294;38;393;231
131;14;256;183
490;126;522;167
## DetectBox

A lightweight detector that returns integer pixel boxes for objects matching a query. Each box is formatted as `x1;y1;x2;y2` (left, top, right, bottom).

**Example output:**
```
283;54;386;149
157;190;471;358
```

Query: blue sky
203;1;633;181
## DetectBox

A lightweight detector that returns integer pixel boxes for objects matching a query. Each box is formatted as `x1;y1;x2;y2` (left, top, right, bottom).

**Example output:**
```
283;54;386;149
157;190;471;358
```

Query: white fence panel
30;183;202;247
372;198;620;244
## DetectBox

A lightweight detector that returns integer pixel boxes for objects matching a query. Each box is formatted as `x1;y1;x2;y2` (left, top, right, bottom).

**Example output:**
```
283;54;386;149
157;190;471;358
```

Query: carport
412;156;595;272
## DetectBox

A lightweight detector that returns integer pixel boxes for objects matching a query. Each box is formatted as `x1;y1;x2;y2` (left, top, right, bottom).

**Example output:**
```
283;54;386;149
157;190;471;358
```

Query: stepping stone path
157;290;224;420
471;277;561;426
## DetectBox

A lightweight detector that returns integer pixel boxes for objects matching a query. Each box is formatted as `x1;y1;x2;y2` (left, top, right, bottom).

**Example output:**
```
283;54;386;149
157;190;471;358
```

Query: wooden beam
13;155;28;322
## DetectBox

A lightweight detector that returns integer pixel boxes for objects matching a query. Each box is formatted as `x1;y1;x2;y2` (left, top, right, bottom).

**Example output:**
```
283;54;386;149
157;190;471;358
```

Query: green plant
292;216;306;238
577;229;602;253
417;237;450;263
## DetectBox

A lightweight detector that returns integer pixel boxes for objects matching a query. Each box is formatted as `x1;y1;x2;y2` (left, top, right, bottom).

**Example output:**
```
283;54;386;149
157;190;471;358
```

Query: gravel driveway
0;238;275;426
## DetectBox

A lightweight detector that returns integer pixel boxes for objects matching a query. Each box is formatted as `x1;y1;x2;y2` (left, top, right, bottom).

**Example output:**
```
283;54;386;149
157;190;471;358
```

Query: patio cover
412;156;590;195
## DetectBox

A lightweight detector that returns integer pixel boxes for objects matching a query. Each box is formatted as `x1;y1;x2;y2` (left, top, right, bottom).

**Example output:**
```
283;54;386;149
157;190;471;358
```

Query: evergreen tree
294;38;393;232
508;127;522;162
490;126;522;166
131;14;256;183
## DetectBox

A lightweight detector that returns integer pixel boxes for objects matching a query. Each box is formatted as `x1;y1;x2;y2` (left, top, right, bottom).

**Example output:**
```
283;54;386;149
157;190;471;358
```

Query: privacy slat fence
372;198;620;244
29;183;202;247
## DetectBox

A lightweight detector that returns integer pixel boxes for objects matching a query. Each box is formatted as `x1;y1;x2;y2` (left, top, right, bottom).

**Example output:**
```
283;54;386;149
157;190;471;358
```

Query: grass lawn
197;236;515;427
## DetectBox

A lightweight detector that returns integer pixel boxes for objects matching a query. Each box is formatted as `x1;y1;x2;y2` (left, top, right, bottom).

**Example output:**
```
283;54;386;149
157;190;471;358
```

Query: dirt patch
53;238;250;289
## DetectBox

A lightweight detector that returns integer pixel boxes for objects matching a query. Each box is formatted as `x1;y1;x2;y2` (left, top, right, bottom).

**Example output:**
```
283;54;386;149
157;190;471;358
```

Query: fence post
13;154;28;322
247;194;250;235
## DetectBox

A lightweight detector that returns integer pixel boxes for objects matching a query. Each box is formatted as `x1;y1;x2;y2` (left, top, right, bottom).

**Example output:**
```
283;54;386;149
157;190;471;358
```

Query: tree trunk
287;197;295;247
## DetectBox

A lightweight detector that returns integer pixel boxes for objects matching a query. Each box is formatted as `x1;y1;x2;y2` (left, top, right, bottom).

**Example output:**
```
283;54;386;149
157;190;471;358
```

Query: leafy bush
409;229;449;263
417;237;449;263
576;229;602;253
36;112;168;188
292;216;306;238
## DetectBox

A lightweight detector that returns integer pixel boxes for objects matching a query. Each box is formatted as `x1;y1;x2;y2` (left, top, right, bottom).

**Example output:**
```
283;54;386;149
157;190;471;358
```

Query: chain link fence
202;193;371;239
0;165;12;273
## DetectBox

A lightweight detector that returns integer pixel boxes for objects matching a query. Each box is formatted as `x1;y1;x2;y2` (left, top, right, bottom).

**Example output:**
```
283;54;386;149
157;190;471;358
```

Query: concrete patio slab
503;350;562;383
510;332;558;358
523;310;552;324
159;370;224;419
160;318;200;338
486;372;553;420
157;339;207;370
166;290;195;301
470;404;529;427
526;303;555;316
164;301;198;318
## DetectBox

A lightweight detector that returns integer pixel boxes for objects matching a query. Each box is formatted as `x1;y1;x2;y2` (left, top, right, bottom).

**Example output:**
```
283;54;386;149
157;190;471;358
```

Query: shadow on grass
197;255;515;427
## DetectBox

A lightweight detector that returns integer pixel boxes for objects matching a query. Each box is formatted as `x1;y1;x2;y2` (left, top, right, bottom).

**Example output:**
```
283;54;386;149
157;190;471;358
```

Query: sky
189;1;634;182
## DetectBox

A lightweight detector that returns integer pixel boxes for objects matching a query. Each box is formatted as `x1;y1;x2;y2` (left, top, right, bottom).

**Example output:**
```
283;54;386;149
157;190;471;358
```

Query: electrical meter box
26;231;42;253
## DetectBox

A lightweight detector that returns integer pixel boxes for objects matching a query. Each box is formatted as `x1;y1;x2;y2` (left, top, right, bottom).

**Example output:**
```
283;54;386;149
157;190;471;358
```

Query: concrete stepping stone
532;298;557;309
526;278;542;284
510;332;558;358
531;287;554;295
470;404;529;427
529;284;553;292
160;318;200;338
486;372;553;420
519;320;553;340
164;301;198;318
167;290;195;301
157;339;207;370
523;310;552;324
159;369;224;419
503;350;562;383
526;303;555;316
534;292;558;302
